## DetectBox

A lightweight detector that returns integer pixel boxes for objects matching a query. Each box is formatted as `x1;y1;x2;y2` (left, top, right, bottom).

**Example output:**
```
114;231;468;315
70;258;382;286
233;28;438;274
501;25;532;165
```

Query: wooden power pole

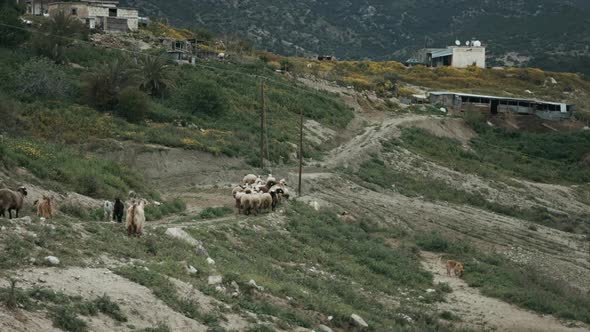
260;80;265;171
298;107;304;197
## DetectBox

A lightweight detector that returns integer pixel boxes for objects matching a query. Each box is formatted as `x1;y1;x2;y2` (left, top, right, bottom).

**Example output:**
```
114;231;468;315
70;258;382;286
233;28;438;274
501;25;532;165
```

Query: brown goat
36;196;54;221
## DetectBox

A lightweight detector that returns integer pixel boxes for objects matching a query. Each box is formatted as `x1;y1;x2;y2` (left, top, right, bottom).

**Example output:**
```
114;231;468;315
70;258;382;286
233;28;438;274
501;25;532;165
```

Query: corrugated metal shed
429;91;569;107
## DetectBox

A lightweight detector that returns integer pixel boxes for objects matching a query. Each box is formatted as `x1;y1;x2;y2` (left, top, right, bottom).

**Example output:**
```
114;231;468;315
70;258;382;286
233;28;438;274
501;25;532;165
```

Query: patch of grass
439;310;461;321
198;206;233;220
399;127;590;185
0;235;35;269
145;198;187;221
94;294;128;322
50;306;88;332
140;324;171;332
0;279;30;310
0;137;146;199
358;155;589;233
421;233;590;324
183;202;453;331
114;266;216;325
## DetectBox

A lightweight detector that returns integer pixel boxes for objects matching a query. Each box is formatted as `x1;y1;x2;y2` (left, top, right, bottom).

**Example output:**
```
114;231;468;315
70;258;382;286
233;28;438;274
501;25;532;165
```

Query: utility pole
260;80;266;171
298;107;304;197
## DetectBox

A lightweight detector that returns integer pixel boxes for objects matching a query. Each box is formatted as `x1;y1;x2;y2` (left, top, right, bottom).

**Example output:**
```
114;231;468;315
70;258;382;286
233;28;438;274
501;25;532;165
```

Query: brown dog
446;260;464;278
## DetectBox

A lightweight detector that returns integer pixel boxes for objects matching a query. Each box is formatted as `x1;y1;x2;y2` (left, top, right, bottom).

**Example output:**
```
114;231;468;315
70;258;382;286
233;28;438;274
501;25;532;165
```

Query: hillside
1;5;590;332
122;0;590;74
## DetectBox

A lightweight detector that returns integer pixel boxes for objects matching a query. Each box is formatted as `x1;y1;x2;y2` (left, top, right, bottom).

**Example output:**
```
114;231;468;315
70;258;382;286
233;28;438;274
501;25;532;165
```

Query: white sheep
240;192;254;215
243;174;258;185
232;185;245;198
235;191;246;214
0;186;27;219
259;193;272;213
126;200;146;237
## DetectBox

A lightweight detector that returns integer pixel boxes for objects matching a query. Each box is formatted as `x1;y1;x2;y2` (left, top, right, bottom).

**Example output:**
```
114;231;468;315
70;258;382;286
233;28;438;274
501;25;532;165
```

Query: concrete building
48;1;138;33
16;0;51;16
429;92;574;121
406;43;486;69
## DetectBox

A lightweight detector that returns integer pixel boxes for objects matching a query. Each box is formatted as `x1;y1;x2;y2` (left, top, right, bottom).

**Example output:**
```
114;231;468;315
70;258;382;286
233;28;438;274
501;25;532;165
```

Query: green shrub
140;325;171;332
83;58;139;111
12;57;72;100
198;206;233;219
172;79;228;116
144;198;186;221
51;306;88;332
94;294;127;322
117;87;149;123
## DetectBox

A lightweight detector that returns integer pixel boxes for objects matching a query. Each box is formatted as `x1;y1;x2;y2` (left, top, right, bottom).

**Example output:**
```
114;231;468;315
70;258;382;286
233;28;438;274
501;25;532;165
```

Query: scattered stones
327;316;333;321
350;314;368;329
215;285;226;293
29;257;36;264
208;275;223;285
206;257;215;265
165;227;208;257
44;256;60;266
37;277;46;283
186;265;198;275
425;288;436;293
17;216;32;224
318;324;334;332
0;226;5;231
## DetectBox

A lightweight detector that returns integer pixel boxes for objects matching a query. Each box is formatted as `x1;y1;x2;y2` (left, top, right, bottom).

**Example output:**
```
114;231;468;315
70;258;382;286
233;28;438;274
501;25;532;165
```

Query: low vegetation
417;231;590;324
399;127;590;184
357;154;589;233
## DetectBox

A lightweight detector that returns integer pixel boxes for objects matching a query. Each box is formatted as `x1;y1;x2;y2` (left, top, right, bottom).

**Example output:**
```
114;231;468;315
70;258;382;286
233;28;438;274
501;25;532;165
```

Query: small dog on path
446;260;464;278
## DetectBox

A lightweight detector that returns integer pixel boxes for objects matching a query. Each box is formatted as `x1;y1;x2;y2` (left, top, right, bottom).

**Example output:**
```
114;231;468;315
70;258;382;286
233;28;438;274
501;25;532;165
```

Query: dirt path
421;252;589;332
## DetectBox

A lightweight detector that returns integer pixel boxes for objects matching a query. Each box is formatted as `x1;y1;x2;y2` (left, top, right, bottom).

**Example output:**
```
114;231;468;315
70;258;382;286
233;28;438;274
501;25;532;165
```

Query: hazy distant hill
123;0;590;74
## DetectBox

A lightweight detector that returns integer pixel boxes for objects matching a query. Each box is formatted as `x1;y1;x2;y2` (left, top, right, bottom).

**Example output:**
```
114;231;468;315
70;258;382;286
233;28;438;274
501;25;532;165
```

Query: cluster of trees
0;3;229;124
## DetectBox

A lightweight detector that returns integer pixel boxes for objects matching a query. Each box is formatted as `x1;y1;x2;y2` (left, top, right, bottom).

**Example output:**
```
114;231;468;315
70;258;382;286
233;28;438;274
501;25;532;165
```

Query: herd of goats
0;173;290;237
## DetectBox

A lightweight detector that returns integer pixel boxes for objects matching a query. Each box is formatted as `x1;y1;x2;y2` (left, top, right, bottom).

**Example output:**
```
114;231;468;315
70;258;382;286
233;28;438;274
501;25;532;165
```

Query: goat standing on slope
126;200;146;237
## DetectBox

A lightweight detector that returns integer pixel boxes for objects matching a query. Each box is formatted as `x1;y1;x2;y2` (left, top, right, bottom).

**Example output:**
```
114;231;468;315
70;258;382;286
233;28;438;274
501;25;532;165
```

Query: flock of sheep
233;174;290;215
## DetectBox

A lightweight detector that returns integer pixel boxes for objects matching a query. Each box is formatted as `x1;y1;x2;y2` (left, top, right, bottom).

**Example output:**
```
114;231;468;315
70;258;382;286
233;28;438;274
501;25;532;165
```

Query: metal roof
429;48;453;58
429;91;570;106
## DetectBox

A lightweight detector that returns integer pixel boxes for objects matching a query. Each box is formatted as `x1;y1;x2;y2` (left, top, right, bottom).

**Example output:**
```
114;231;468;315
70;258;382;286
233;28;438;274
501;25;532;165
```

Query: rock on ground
208;275;223;285
350;313;369;329
44;256;60;266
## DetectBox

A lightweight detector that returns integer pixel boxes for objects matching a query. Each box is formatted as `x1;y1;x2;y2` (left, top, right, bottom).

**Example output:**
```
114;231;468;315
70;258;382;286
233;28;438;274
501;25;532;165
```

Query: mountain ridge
123;0;590;74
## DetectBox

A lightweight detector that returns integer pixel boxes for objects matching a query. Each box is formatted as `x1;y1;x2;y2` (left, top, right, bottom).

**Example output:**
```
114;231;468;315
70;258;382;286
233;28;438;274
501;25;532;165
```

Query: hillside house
429;92;574;121
48;1;138;33
406;43;486;69
17;0;51;16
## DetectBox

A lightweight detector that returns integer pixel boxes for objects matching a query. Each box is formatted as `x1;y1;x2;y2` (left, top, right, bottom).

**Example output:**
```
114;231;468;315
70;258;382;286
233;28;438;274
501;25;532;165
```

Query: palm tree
84;58;139;110
139;56;174;98
33;10;86;63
